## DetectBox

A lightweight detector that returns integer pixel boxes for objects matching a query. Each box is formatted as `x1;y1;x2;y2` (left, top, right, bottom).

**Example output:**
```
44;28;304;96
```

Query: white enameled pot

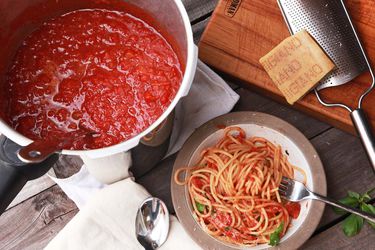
0;0;197;159
0;0;196;213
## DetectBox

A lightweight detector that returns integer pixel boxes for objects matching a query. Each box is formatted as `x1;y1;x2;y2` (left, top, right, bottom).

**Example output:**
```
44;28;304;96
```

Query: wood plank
0;185;78;250
0;156;85;249
7;154;83;211
5;210;77;250
233;88;331;139
7;174;55;210
198;0;375;135
52;155;83;179
302;222;375;249
310;128;375;229
183;0;218;22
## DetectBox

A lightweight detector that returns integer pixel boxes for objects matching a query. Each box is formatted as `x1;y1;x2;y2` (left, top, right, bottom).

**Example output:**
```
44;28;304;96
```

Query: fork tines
278;176;292;198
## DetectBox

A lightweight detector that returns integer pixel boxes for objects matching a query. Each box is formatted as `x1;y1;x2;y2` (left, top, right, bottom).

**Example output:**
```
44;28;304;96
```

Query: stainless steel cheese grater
277;0;375;171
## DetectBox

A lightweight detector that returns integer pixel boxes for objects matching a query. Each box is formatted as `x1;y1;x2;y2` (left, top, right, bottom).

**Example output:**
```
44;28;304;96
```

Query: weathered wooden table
1;1;374;249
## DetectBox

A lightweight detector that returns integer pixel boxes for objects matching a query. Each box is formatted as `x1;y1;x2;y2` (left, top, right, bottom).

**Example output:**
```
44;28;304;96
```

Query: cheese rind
259;30;335;104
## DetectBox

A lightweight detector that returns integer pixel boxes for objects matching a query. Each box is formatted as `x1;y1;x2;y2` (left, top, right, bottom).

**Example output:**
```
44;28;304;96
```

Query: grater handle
351;109;375;171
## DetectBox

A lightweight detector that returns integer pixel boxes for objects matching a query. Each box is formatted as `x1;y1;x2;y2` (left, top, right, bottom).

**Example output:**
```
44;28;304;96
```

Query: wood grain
310;128;375;228
0;185;78;250
7;174;55;210
52;155;83;179
302;222;375;249
199;0;375;135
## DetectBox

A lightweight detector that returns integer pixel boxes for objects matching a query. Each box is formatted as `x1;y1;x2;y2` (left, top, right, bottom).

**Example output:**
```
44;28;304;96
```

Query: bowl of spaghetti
171;112;326;249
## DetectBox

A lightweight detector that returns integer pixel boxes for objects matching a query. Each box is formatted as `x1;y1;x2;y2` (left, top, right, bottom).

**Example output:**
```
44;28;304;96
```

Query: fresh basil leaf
269;222;284;246
342;214;364;237
360;203;375;229
348;191;360;199
225;226;231;231
269;232;280;246
361;203;375;214
361;193;371;203
333;196;359;215
195;201;205;213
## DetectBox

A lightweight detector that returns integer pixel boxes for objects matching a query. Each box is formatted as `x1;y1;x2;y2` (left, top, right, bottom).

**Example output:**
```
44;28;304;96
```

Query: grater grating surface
277;0;375;172
278;0;368;90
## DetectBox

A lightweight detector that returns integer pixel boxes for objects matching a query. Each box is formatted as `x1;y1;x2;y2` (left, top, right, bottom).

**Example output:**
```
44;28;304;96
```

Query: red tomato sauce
4;9;182;149
285;201;301;219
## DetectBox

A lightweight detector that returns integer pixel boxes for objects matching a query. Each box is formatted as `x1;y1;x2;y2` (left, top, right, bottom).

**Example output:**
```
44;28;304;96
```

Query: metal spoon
135;197;170;250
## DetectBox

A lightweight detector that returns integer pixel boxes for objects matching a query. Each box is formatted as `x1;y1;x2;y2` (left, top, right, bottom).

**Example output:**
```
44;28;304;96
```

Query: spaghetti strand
174;127;303;246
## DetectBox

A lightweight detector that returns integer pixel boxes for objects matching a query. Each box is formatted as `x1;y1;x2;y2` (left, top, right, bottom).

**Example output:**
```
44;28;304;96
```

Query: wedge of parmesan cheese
259;30;335;104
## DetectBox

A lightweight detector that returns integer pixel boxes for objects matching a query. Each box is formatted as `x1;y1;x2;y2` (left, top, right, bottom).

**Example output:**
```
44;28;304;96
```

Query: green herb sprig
195;201;205;213
333;188;375;237
269;221;284;246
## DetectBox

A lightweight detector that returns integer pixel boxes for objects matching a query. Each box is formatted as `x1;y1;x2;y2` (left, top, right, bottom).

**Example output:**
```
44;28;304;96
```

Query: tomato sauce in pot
3;9;182;149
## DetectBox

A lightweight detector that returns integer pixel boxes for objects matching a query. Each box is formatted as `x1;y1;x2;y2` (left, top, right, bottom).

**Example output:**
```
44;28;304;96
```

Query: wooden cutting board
199;0;375;135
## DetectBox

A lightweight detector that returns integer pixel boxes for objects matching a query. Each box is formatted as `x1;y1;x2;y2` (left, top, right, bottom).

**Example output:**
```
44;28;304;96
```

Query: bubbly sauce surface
5;9;182;149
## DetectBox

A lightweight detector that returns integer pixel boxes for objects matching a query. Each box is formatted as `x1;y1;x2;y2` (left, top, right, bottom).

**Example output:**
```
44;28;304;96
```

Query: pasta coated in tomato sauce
175;127;303;246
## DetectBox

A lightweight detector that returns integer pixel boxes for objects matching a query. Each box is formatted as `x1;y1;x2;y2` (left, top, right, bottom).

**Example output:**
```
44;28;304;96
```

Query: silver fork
279;176;375;223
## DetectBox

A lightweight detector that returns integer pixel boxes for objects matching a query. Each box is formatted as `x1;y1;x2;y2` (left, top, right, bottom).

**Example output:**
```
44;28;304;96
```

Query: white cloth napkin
166;60;239;156
46;60;239;249
46;178;201;250
49;165;106;209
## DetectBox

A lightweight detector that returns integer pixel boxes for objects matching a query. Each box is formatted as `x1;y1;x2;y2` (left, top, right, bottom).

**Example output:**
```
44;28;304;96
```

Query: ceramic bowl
171;111;327;250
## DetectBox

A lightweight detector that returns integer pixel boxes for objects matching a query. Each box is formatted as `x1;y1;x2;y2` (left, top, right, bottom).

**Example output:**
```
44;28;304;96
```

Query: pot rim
0;0;197;159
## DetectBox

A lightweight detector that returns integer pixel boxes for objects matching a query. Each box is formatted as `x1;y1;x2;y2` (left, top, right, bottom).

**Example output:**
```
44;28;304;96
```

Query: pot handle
0;164;28;214
0;136;59;215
